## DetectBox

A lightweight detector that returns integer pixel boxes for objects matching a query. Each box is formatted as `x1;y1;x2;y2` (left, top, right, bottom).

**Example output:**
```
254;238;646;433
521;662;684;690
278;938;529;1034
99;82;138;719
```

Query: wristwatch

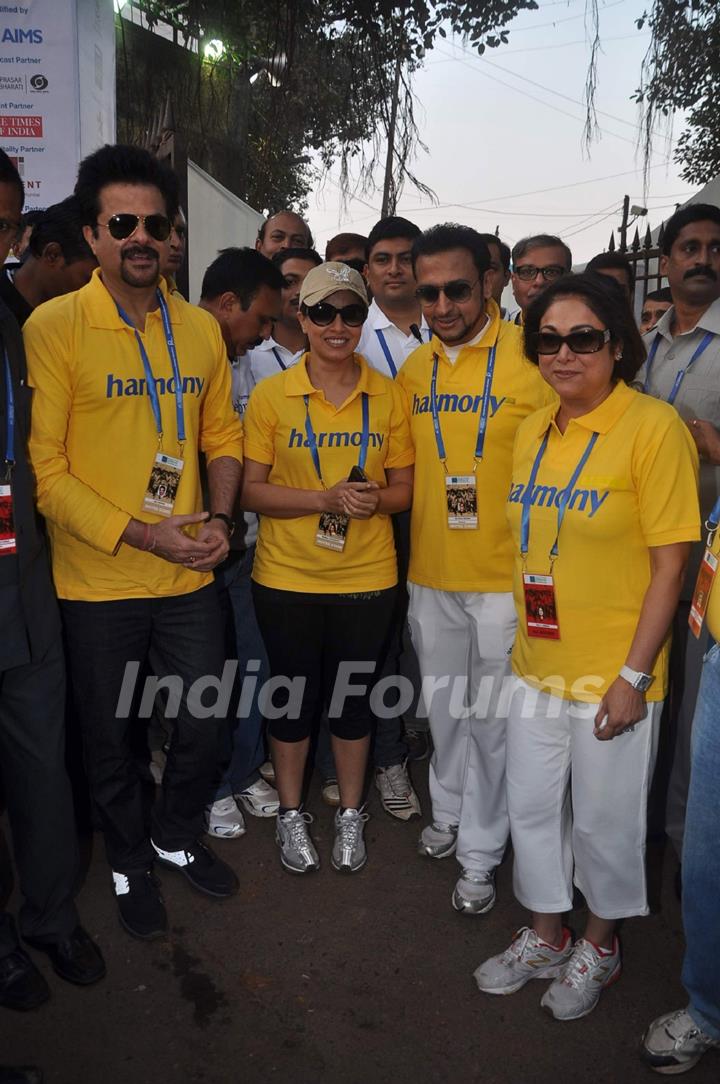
210;512;236;537
619;664;654;692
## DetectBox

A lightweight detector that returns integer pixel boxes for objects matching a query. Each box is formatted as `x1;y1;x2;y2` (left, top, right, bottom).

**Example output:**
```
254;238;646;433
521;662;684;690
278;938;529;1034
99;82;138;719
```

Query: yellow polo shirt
396;300;554;592
244;353;414;593
24;269;242;601
507;380;700;702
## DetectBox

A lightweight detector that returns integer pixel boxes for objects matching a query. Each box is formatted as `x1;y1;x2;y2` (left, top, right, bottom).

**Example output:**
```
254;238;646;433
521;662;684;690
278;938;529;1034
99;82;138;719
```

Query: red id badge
522;572;560;640
689;548;718;639
0;483;17;555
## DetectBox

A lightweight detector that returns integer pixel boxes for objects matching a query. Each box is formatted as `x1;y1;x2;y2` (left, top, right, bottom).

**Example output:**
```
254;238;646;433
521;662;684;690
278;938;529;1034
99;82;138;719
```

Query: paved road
2;765;717;1084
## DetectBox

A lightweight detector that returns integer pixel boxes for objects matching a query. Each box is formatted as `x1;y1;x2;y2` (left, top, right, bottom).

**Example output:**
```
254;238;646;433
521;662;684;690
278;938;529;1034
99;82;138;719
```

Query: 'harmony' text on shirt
508;481;609;518
106;374;205;398
288;427;385;450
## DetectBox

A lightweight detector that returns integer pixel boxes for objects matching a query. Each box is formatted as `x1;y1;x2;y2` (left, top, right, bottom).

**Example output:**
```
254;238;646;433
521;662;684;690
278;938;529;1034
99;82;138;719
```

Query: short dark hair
0;148;24;213
200;247;285;308
661;203;720;255
523;272;646;383
512;234;573;271
644;286;673;303
367;216;421;258
271;247;322;274
74;144;179;227
27;196;95;264
412;223;491;279
586;251;635;289
258;210;313;247
325;232;369;261
478;233;511;272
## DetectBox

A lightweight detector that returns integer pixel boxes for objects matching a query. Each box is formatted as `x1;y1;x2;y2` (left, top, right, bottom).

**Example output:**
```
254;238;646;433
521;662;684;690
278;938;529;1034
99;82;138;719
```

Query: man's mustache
684;265;717;282
122;246;159;261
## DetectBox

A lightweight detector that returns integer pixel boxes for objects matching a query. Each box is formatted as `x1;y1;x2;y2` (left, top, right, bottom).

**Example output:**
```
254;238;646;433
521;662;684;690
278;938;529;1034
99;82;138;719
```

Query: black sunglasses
97;213;172;242
415;278;479;304
532;328;612;355
305;301;367;327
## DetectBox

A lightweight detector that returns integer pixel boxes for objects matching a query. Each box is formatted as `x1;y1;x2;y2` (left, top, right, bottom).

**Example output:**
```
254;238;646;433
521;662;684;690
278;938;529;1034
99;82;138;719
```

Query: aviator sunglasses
531;328;612;355
305;301;367;327
415;278;479;304
97;213;172;242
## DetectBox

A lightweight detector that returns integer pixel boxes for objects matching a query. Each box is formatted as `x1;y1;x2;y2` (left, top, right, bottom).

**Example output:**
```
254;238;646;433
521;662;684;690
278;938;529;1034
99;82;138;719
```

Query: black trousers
252;584;397;742
60;585;227;873
0;637;79;954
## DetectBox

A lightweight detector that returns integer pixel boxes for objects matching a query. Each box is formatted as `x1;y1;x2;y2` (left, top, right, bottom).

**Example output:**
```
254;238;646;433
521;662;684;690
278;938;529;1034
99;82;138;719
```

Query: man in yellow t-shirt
24;145;242;942
397;223;553;916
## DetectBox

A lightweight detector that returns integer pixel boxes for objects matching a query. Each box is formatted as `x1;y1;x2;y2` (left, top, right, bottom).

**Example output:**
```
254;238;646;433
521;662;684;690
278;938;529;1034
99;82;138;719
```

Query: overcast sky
306;0;695;263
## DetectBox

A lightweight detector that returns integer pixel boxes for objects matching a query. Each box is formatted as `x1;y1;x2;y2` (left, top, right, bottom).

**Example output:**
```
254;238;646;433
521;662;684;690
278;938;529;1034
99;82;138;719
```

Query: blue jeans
214;547;268;798
682;640;720;1040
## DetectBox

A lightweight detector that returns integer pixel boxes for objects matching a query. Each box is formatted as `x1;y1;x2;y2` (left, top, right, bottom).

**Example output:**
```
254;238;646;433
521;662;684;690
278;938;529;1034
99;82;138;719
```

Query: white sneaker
418;822;458;858
205;796;246;839
642;1007;720;1074
541;936;621;1020
452;870;496;915
474;927;573;995
235;777;279;817
375;760;421;821
259;759;275;784
321;778;341;807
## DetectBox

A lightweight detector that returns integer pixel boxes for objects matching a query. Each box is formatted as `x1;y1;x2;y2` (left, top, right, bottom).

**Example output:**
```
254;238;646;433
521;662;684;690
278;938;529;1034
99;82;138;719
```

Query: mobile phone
348;465;368;483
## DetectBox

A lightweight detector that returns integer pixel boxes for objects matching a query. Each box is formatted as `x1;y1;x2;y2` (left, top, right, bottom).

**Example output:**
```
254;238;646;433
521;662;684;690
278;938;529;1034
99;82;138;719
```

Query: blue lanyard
3;347;14;466
520;429;599;560
272;347;287;371
430;343;497;468
706;495;720;535
302;392;369;486
375;330;398;379
116;290;186;444
644;330;715;405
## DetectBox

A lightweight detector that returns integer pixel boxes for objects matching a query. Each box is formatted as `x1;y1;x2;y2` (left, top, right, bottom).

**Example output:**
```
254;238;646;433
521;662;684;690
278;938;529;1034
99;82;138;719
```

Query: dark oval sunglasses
306;301;367;327
97;213;172;242
531;328;612;355
415;278;479;304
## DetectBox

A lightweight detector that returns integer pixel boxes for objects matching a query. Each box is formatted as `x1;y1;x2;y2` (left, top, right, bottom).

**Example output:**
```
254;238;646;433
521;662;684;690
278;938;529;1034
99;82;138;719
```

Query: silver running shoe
541;936;621;1020
275;809;320;873
418;822;458;858
205;796;246;840
452;870;496;915
474;926;573;995
642;1007;720;1075
331;807;370;873
375;760;421;821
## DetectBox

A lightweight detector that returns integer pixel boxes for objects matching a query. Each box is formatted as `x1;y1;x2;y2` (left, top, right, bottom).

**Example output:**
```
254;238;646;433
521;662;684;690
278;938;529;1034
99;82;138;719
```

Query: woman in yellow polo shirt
241;262;414;876
474;273;700;1020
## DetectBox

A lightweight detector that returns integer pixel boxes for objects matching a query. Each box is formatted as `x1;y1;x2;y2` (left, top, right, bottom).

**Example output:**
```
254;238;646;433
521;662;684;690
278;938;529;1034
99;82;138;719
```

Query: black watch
210;512;236;537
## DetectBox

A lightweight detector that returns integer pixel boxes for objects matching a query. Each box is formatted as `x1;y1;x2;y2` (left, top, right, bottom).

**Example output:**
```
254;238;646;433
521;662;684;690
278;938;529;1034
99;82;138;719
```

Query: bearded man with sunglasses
396;223;554;917
23;145;243;942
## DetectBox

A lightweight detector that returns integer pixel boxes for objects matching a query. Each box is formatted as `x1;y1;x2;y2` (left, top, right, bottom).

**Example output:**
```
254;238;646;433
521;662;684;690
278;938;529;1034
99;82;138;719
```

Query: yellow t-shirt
507;380;700;702
396;300;554;592
244;353;414;593
24;269;242;601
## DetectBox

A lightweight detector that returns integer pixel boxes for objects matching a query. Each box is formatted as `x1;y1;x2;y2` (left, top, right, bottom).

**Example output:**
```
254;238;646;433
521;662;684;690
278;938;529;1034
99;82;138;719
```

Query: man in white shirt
357;217;431;377
246;247;322;382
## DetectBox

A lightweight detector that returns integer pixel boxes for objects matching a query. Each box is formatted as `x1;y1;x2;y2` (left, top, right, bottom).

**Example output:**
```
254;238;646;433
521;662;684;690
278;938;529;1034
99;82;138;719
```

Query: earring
615;351;623;361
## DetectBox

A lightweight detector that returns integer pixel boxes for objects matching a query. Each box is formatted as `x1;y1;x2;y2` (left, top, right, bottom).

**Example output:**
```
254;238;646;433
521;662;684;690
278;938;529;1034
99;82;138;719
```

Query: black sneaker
0;948;49;1011
151;839;238;898
113;870;168;941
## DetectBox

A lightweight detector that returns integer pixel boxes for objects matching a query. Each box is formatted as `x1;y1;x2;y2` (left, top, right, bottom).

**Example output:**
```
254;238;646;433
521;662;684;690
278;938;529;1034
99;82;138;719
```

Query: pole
619;194;630;253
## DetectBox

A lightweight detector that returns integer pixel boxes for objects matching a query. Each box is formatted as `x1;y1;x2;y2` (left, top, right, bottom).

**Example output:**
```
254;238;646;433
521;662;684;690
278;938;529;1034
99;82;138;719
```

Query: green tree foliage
116;1;538;211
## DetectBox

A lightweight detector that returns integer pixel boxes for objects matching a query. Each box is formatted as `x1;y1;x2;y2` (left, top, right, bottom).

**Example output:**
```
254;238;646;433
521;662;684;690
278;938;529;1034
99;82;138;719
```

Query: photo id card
446;474;478;529
522;572;560;640
0;484;16;554
689;547;718;639
316;510;349;552
142;451;184;517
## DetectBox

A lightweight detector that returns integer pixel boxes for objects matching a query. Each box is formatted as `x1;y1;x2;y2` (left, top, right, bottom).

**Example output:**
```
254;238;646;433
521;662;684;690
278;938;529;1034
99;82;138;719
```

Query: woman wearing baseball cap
241;262;415;875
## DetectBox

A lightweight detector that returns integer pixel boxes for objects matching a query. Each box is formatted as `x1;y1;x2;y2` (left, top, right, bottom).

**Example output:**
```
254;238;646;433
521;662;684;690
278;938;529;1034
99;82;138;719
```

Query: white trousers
407;584;516;875
506;678;662;920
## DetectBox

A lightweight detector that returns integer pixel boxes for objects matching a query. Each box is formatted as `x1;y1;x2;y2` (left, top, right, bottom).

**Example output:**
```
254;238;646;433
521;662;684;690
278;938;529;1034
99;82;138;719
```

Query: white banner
0;0;115;212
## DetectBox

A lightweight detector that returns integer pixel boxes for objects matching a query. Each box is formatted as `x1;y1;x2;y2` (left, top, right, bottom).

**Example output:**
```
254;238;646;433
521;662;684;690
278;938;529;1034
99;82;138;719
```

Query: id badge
689;547;718;639
446;474;478;529
523;572;560;640
315;511;348;552
0;484;17;554
142;451;184;517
